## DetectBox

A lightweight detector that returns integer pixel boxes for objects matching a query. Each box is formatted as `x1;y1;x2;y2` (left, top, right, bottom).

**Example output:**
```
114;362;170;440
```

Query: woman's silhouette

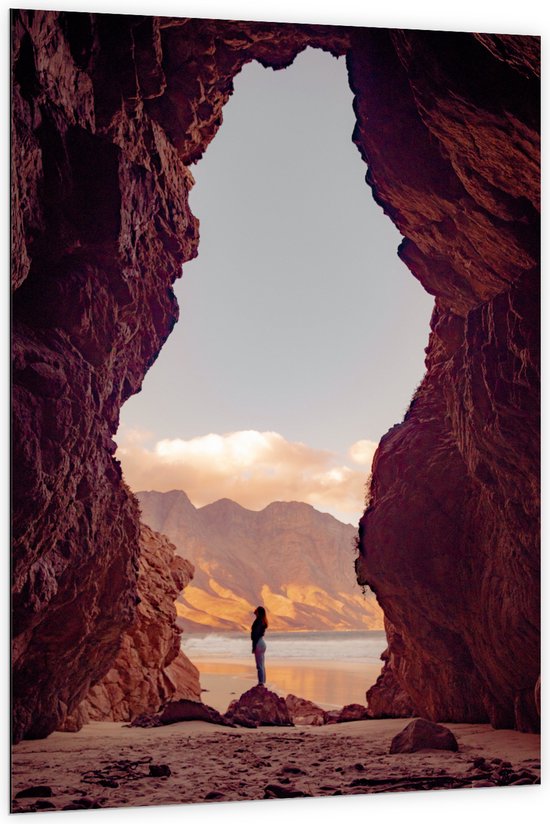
251;606;268;686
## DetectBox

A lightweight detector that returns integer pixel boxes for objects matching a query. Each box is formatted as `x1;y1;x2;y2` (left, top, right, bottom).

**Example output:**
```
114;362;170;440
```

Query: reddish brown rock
157;699;232;727
366;622;416;718
164;651;202;702
225;685;293;727
11;8;199;742
126;698;234;728
353;29;540;731
264;784;310;799
10;8;348;744
60;525;201;730
335;703;370;723
11;10;539;740
324;703;370;724
285;694;327;726
389;718;459;754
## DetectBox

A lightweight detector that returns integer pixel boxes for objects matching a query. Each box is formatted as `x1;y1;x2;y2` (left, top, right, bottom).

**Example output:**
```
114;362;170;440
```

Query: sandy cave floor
11;718;541;813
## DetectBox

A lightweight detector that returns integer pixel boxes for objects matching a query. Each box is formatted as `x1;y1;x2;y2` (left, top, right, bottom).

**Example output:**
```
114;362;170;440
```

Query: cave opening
11;10;540;743
118;47;433;519
116;47;434;710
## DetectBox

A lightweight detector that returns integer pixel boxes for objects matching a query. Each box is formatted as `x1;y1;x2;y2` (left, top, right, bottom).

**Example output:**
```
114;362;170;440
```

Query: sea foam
181;630;387;663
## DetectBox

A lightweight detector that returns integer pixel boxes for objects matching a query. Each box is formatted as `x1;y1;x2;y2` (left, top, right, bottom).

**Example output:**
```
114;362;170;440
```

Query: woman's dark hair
254;606;268;628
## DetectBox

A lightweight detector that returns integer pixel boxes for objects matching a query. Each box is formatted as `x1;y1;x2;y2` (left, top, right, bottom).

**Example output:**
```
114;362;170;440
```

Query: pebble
264;784;310;799
15;785;53;798
34;801;56;810
149;764;171;777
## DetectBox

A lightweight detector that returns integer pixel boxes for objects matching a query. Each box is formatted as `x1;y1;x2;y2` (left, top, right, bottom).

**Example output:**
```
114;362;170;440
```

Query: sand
11;716;540;813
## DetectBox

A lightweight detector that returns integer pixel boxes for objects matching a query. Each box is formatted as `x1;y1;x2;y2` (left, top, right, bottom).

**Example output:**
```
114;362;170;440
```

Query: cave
11;11;540;743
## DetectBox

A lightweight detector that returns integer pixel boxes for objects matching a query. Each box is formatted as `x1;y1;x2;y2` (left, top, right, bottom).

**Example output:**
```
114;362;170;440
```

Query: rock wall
11;9;348;742
351;30;540;731
11;11;539;739
60;524;200;730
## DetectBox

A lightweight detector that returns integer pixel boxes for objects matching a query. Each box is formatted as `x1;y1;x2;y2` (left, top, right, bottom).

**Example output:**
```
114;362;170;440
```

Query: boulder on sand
285;694;327;726
334;703;370;723
130;699;233;727
158;700;233;727
225;685;293;728
324;703;370;724
390;718;459;754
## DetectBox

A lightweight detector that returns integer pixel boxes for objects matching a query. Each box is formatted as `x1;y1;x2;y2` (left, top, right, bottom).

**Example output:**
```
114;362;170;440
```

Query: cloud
116;428;376;521
348;439;378;467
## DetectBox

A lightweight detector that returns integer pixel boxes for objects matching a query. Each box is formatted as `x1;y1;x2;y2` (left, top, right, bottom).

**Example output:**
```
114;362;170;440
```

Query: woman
251;606;268;686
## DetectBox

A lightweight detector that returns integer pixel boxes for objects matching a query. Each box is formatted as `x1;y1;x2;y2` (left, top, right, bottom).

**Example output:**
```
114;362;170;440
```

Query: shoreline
193;657;382;712
11;718;541;812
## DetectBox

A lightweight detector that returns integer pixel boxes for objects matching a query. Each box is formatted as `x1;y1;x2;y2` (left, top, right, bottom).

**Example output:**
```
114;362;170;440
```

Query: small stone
15;786;53;799
71;798;97;809
149;764;171;777
99;779;119;788
204;791;225;800
354;763;365;771
472;757;487;769
264;784;309;798
34;801;56;810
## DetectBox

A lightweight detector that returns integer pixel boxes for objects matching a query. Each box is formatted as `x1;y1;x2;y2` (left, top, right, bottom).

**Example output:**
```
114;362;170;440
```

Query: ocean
181;630;387;709
182;629;387;663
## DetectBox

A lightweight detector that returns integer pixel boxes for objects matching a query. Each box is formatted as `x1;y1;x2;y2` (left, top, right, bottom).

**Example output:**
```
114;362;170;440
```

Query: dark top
251;617;266;652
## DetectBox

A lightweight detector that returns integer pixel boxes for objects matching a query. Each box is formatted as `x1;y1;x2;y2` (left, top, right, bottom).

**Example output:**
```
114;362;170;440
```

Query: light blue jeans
254;637;266;684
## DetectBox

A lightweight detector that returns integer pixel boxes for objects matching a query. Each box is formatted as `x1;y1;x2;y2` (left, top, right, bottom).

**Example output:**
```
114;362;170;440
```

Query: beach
198;660;382;712
182;630;387;711
11;717;541;813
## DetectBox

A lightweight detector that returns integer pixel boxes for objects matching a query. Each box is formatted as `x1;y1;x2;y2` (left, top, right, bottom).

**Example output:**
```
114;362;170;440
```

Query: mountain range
136;490;383;632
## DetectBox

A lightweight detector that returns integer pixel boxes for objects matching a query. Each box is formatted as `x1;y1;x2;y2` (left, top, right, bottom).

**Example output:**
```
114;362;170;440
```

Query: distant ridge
137;490;383;632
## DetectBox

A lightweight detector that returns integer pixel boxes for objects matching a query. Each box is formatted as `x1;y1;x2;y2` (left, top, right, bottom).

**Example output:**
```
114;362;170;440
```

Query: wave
181;630;387;662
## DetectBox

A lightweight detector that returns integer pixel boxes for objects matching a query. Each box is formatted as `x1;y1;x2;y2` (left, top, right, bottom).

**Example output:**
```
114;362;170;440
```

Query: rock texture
138;491;382;631
332;703;370;723
285;694;327;726
225;685;294;727
126;699;233;728
389;719;459;754
366;622;416;719
352;29;540;732
11;9;349;742
60;524;201;730
11;10;539;739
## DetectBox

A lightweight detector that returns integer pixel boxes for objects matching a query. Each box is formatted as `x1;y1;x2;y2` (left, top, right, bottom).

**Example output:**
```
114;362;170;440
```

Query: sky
117;47;434;523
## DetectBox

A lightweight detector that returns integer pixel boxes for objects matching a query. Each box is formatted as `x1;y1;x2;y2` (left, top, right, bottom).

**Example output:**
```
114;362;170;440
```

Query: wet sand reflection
196;658;381;711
